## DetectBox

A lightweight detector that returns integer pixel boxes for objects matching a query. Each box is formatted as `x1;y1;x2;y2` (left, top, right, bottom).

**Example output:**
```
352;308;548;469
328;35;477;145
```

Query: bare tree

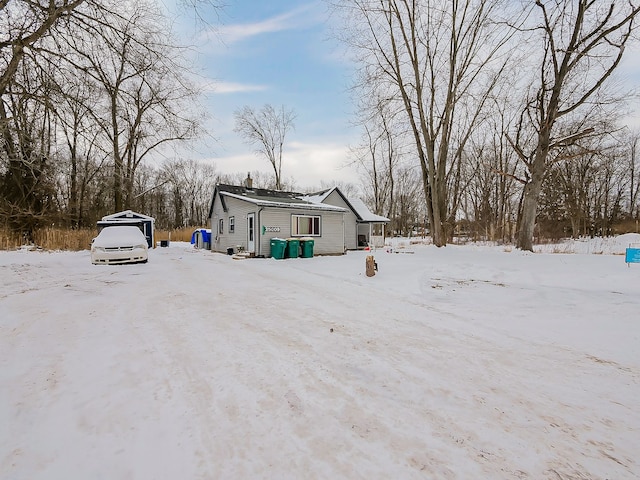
0;0;86;235
234;104;296;190
625;129;640;219
56;0;206;212
0;0;85;97
317;180;361;198
355;123;395;218
0;56;59;236
1;0;222;236
159;158;218;227
463;143;521;242
388;165;423;236
352;94;406;220
51;68;110;227
458;92;524;243
331;0;518;246
509;0;640;251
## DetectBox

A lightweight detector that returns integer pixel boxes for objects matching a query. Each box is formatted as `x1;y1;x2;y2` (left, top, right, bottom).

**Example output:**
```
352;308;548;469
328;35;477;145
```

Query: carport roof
102;210;155;221
348;197;390;223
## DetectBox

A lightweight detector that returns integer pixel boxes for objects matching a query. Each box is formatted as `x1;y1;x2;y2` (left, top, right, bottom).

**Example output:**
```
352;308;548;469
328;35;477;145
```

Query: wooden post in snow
366;255;377;277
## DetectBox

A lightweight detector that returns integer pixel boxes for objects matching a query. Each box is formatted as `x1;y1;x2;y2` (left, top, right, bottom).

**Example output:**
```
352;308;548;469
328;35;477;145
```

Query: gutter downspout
257;207;264;257
342;212;346;253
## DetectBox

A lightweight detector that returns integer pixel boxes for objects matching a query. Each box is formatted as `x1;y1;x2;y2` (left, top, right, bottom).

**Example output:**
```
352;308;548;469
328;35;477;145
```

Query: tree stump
366;255;376;277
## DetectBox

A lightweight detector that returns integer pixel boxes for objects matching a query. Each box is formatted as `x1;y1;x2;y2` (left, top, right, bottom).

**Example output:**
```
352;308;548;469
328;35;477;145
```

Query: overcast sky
171;0;640;191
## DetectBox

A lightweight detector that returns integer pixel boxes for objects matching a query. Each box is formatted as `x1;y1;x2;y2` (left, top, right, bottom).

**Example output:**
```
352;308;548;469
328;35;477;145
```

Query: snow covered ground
1;235;639;479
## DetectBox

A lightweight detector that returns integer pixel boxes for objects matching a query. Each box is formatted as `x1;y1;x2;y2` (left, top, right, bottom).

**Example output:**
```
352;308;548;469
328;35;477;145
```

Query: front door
247;213;255;253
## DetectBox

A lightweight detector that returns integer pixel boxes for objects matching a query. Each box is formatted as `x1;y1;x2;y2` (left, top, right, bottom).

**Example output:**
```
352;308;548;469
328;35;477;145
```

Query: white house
208;180;389;257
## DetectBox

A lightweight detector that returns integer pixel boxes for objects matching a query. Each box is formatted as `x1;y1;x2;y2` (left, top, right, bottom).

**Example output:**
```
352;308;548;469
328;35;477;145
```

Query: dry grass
34;228;97;251
0;229;23;251
613;219;640;235
0;226;203;251
155;227;198;243
0;227;96;251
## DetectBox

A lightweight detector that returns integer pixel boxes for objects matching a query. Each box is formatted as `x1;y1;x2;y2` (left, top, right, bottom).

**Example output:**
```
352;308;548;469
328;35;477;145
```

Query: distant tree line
134;166;358;230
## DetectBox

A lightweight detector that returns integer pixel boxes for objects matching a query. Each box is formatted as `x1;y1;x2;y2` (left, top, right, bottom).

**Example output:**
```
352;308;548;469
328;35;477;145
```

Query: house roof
217;184;304;202
302;187;390;223
301;187;335;204
211;184;346;215
209;183;389;222
348;197;390;223
221;191;346;212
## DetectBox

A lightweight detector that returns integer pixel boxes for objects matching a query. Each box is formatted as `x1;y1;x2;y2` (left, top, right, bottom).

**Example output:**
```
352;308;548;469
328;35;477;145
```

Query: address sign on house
263;226;281;233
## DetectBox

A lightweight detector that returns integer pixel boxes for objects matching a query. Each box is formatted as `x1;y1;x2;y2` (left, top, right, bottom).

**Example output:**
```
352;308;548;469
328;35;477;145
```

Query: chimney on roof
245;172;253;189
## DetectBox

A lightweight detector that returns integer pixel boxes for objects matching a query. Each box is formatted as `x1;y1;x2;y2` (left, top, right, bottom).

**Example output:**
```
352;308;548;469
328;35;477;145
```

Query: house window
218;218;223;234
229;216;235;233
292;215;321;236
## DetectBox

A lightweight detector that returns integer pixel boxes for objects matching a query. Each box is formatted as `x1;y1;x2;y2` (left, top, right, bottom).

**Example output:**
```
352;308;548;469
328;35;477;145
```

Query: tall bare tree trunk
333;0;514;247
513;0;640;250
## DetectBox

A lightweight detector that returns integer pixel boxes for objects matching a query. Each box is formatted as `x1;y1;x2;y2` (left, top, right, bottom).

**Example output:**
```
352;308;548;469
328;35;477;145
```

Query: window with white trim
218;218;223;234
291;214;321;236
229;216;235;233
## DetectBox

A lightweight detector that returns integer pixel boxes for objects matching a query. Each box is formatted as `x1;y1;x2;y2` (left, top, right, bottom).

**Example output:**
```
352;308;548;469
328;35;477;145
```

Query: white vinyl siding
321;190;358;250
260;209;345;256
211;194;258;253
259;210;296;256
314;212;345;254
211;191;347;256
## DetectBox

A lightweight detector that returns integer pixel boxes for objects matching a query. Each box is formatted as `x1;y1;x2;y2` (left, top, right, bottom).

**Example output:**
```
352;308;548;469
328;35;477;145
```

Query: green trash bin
270;238;287;259
286;238;300;258
299;237;314;258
